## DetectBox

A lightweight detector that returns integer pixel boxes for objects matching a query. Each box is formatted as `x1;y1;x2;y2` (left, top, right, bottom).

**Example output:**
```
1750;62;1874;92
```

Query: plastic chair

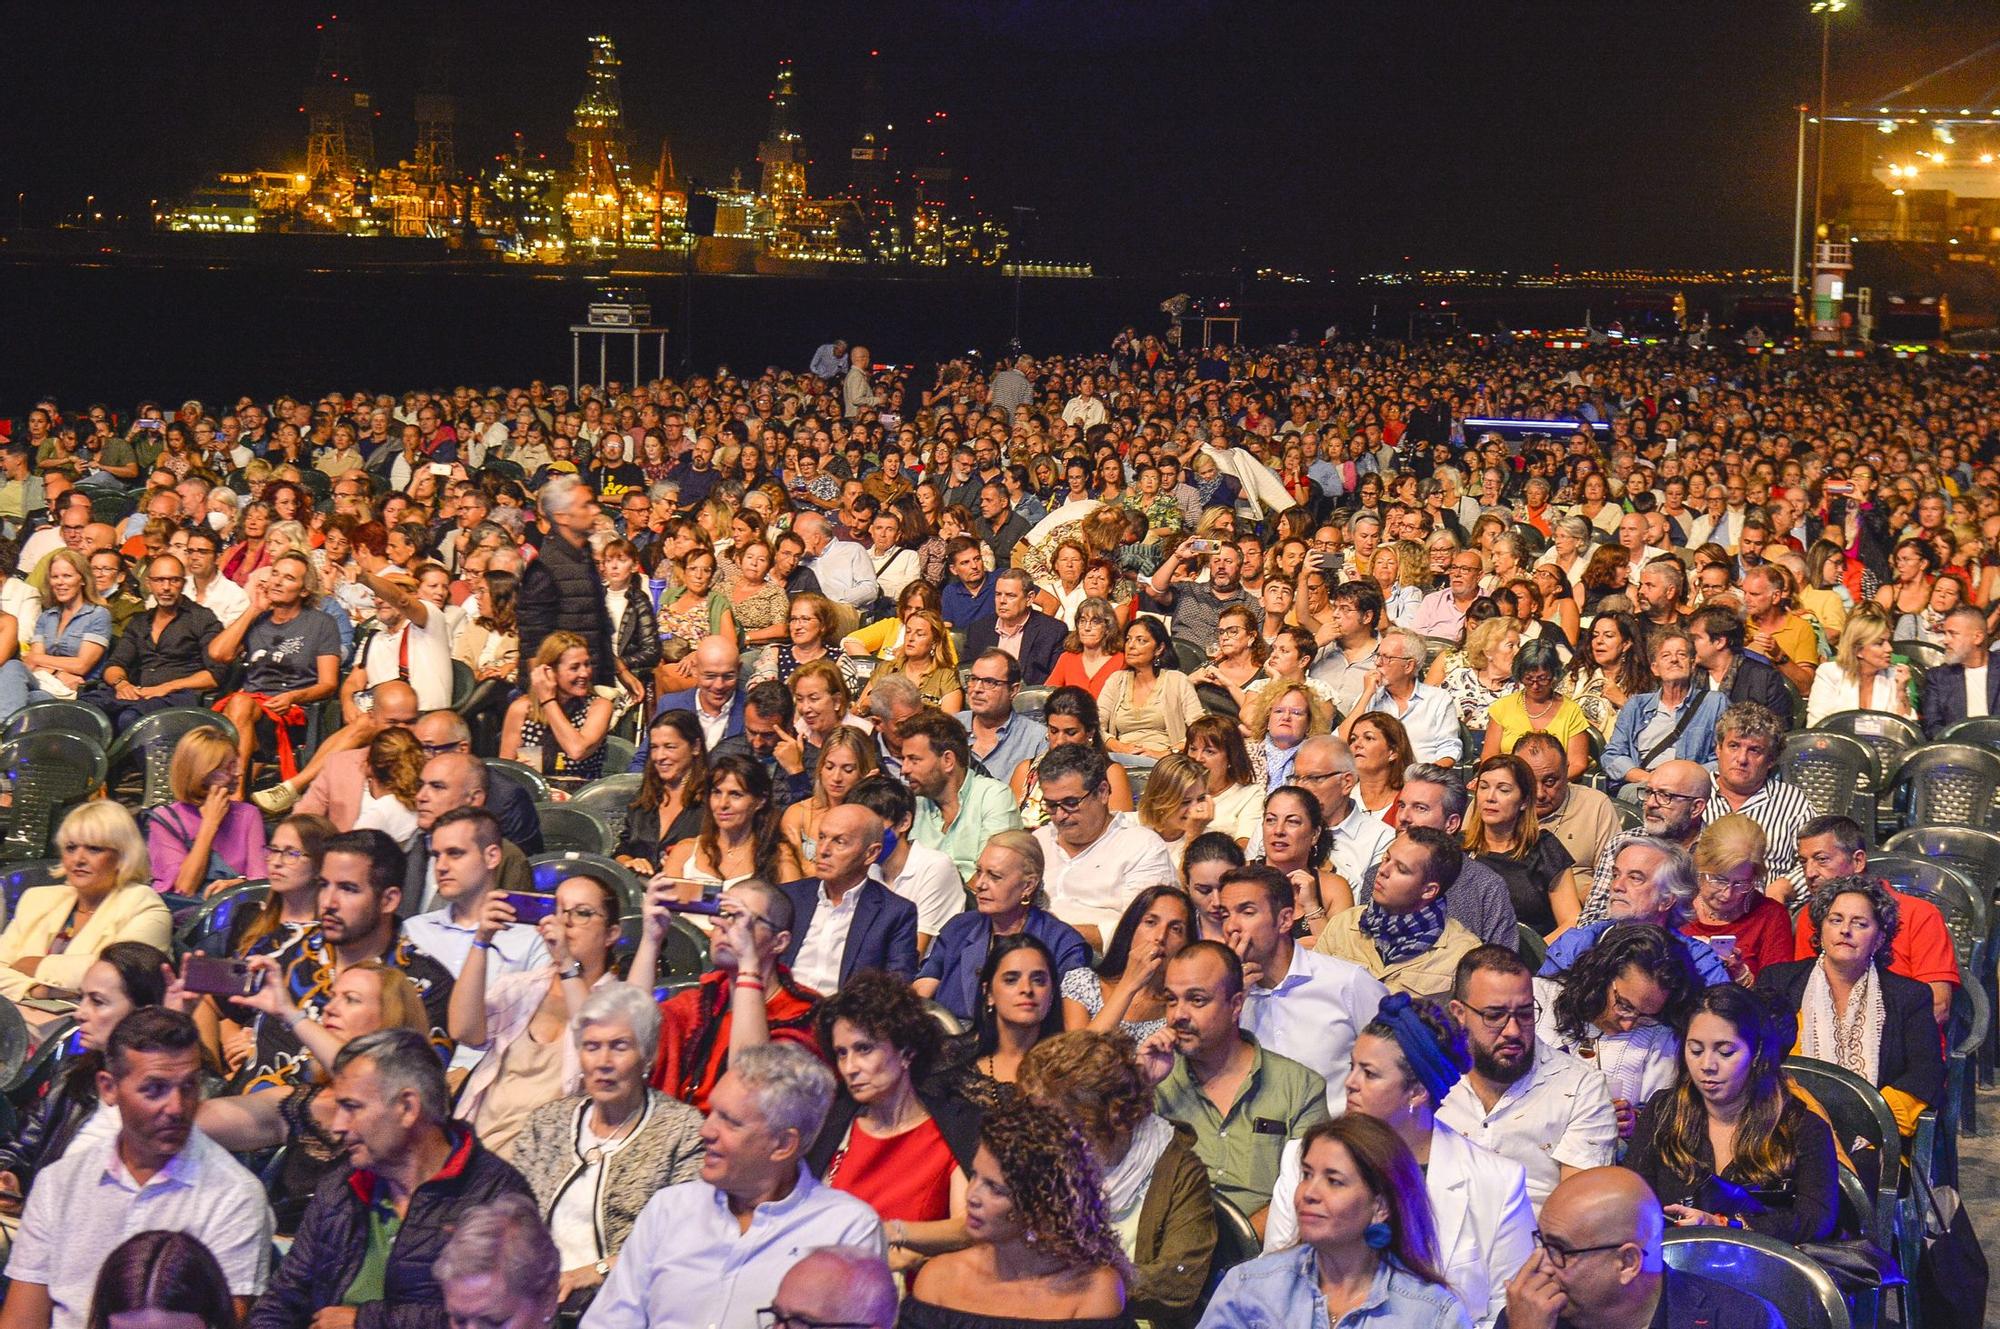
1784;1056;1902;1245
1013;686;1050;721
1614;799;1644;833
1942;981;1988;1151
1201;1194;1263;1311
105;709;240;809
449;660;476;711
1516;923;1548;970
1892;639;1947;671
0;860;62;916
1778;671;1808;728
1194;681;1240;720
1812;711;1923;789
536;803;613;856
1865;855;1986;969
1934;715;2000;756
1658;1229;1848;1329
602;736;636;775
1780;732;1880;830
568;774;644;852
923;1001;965;1037
486;758;551;804
88;492;135;525
1886;822;2000;1090
1887;743;2000;830
0;732;107;863
174;881;271;957
0;700;113;749
1;1017;76;1108
527;852;642;919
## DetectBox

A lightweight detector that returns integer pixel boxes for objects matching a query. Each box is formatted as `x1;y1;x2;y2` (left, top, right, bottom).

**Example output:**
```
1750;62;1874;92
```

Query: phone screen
502;892;560;925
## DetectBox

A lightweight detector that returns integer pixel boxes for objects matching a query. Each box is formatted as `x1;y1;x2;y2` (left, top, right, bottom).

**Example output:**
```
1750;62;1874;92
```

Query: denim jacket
1197;1248;1471;1329
1601;685;1728;785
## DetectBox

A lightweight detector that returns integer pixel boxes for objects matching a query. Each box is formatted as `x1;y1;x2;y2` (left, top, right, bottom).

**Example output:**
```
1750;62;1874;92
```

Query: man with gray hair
963;569;1065;685
1355;762;1518;946
518;472;615;689
792;511;879;613
1538;835;1731;985
1247;736;1392;889
769;1248;899;1329
1347;626;1460;765
1705;701;1815;909
249;1028;535;1329
434;1194;562;1329
859;670;923;779
581;1045;884;1329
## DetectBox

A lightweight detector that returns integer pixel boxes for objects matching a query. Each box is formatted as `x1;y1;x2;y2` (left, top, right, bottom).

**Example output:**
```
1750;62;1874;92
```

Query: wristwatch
594;1258;611;1277
560;962;585;980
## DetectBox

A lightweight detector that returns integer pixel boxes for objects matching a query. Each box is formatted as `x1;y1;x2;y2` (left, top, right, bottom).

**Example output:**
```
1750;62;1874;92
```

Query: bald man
412;710;543;854
770;1249;897;1329
85;553;222;727
1499;1168;1778;1328
406;751;533;908
1577;758;1710;925
634;635;744;773
258;680;423;820
777;804;919;992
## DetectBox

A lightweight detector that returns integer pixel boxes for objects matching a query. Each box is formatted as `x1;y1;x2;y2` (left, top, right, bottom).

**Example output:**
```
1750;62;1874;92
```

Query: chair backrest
175;881;272;957
449;660;475;711
567;774;644;850
1783;1056;1901;1214
1813;710;1923;786
1890;743;2000;830
1880;826;2000;938
2;700;113;749
602;736;636;776
0;733;107;861
527;851;642;919
1516;923;1548;969
534;803;614;856
1659;1229;1848;1329
1893;638;1947;671
1935;715;2000;756
486;757;551;804
1203;1194;1264;1307
1779;731;1879;823
0;860;62;915
1834;1164;1878;1244
1866;855;1986;966
1614;799;1644;833
923;1001;965;1037
1013;686;1050;721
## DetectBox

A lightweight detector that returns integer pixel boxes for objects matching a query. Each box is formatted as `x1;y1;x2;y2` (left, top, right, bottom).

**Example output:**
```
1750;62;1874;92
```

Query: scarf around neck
1360;898;1449;965
1800;958;1885;1086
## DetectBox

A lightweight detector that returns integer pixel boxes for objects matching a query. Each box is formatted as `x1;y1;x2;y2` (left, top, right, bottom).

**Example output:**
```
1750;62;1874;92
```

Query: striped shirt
1577;774;1818;923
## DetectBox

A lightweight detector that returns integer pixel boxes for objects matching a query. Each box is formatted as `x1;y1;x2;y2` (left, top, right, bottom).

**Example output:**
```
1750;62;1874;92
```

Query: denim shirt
1601;685;1727;785
1197;1248;1471;1329
31;603;112;680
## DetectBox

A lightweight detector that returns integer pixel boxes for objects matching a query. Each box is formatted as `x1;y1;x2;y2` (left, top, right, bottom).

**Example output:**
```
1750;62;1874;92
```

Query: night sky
5;0;1998;274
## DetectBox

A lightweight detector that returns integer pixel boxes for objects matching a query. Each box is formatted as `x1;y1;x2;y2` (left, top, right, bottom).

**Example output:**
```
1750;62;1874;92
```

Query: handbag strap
1639;682;1710;768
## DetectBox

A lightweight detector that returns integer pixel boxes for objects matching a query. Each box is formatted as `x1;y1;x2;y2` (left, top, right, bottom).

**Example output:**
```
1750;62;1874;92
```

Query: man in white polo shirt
1030;743;1177;952
2;1008;272;1329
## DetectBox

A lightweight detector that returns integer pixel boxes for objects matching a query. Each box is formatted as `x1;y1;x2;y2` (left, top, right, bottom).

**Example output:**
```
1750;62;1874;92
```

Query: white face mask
208;511;231;532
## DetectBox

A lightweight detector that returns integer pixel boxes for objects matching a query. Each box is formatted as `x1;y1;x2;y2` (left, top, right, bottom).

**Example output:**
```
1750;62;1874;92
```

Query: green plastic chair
106;709;239;809
486;758;551;804
568;775;644;852
1659;1229;1847;1329
1;700;113;749
0;733;107;862
536;803;613;856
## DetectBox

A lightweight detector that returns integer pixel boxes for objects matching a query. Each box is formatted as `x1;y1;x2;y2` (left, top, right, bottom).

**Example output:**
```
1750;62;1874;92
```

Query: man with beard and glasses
1438;947;1615;1212
1576;759;1709;926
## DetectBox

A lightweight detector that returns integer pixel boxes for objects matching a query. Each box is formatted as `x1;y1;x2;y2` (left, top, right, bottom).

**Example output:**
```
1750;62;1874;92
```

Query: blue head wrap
1371;992;1462;1107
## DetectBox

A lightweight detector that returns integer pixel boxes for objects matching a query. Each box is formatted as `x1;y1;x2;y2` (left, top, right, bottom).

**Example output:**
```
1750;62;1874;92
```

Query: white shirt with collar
694;692;735;750
876;842;965;939
807;538;881;610
1032;812;1178;940
581;1166;884;1329
1237;943;1387;1113
405;902;552;1070
190;570;252;626
1358;682;1461;766
1242;796;1394;889
6;1127;273;1329
1437;1039;1617;1212
791;879;863;994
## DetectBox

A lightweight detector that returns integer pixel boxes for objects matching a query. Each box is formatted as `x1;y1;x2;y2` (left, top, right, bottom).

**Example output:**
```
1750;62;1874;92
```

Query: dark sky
5;1;1997;274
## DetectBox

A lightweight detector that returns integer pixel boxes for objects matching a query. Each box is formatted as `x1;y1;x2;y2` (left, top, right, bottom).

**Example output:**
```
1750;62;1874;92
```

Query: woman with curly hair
807;971;980;1271
1017;1030;1215;1328
1561;610;1650;740
1243;680;1331;791
1264;995;1531;1328
1576;543;1632;617
1535;923;1701;1140
1623;984;1839;1240
902;1095;1130;1329
1211;1115;1466;1329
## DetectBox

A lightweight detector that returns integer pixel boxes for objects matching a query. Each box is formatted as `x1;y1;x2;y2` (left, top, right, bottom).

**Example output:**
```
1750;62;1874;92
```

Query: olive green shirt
1154;1033;1329;1216
341;1202;404;1306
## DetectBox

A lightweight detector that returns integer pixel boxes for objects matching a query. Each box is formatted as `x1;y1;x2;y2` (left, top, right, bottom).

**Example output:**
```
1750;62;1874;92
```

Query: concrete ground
1950;1082;2000;1325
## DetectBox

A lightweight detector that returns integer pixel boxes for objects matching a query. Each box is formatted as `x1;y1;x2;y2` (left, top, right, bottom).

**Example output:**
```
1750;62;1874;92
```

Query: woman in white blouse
1805;606;1914;726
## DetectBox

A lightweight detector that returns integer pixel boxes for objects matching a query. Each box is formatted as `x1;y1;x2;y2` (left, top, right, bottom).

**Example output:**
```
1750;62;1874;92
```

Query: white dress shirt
1237;944;1387;1113
580;1167;884;1329
7;1128;273;1329
694;692;734;750
791;881;861;994
1359;682;1461;765
1437;1039;1617;1212
877;841;965;939
190;570;252;626
405;904;553;1070
1033;812;1179;939
807;538;881;609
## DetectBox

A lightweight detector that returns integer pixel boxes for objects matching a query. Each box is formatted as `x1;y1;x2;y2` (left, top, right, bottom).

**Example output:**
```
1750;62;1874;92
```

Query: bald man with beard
1499;1168;1778;1328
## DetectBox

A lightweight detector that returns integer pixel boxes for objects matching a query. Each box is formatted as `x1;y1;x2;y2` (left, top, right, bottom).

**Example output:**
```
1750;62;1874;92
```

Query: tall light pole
1792;104;1809;292
1809;0;1848;253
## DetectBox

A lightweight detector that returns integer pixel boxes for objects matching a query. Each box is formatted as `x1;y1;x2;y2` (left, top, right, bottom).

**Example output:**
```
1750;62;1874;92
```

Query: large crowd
0;330;1991;1329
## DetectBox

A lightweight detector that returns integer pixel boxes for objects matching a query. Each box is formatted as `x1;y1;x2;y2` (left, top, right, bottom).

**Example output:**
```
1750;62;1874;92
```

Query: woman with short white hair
0;801;170;1002
509;981;705;1312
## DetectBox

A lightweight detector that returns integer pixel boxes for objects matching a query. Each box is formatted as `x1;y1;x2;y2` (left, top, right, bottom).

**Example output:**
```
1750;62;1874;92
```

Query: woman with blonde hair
148;725;267;899
0;802;171;1002
1134;754;1214;858
350;727;426;848
839;579;943;665
1683;814;1794;979
759;590;861;691
857;607;963;712
23;547;111;701
1805;605;1914;725
1244;680;1332;791
780;726;879;867
1439;618;1521;730
501;630;616;783
1032;537;1095;627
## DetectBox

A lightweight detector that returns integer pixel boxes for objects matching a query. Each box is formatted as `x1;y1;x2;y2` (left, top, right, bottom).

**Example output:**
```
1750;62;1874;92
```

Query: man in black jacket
516;474;615;690
249;1028;533;1329
962;570;1066;686
1689;606;1795;724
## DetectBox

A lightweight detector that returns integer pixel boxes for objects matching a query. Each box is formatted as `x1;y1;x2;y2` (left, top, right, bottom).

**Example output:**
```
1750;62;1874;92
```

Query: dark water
0;258;1754;408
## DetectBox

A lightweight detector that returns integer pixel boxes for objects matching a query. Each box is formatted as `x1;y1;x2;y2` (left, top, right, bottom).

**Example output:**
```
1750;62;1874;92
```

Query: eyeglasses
759;1311;876;1329
1461;1002;1538;1032
716;905;778;932
1043;791;1103;815
965;675;1013;690
559;906;607;924
1533;1231;1629;1269
271;846;312;863
1640;787;1705;807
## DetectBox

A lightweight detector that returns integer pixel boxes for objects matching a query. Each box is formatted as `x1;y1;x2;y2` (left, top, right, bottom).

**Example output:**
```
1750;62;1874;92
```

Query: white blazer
1262;1120;1536;1329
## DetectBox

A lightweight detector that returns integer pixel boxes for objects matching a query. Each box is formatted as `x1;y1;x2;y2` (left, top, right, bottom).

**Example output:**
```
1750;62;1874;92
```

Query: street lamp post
1809;0;1847;255
1792;104;1809;292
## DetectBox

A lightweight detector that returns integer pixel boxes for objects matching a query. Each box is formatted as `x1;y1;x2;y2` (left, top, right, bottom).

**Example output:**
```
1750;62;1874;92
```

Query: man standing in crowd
518;474;615;689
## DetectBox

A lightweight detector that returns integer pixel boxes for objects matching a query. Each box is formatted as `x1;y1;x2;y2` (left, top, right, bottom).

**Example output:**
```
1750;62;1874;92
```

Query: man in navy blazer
962;569;1067;686
1918;605;2000;739
777;805;919;992
629;635;748;771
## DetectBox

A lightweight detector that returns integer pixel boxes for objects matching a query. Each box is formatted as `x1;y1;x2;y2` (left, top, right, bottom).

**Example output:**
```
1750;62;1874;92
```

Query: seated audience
1540;834;1731;987
1793;814;1961;1023
1034;742;1180;950
1535;924;1700;1140
1061;885;1197;1039
778;726;879;871
615;708;708;873
87;1230;242;1329
1480;639;1590;778
1315;827;1481;997
1681;814;1793;978
1098;616;1202;762
778;804;920;991
1806;605;1916;725
501;631;616;785
433;1195;563;1329
1463;753;1578;940
1600;629;1725;795
1135;753;1216;859
1513;732;1619;885
965;933;1067;1090
1010;685;1134;827
1042;594;1125;698
656;752;808;898
900;706;1023;883
914;832;1091;1021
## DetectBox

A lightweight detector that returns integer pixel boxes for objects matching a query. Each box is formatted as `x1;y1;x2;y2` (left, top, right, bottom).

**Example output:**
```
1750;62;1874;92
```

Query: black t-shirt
592;462;647;501
1477;834;1575;934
